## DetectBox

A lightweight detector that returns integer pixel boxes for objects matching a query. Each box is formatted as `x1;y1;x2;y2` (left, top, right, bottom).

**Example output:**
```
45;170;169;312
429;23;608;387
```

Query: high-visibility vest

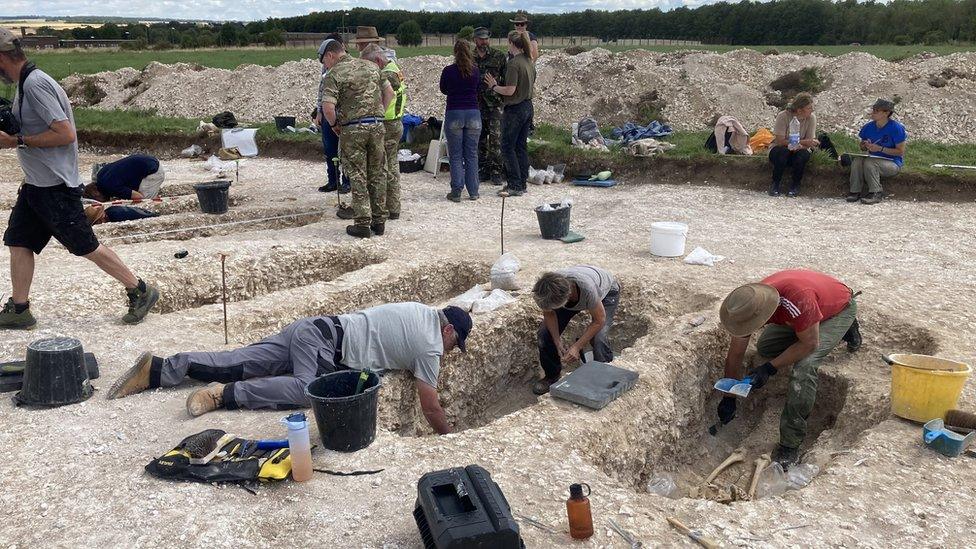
383;61;407;120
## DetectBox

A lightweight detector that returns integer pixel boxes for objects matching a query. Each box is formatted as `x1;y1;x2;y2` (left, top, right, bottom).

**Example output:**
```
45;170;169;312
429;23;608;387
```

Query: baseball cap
871;98;896;113
442;306;473;352
473;27;491;39
0;29;18;52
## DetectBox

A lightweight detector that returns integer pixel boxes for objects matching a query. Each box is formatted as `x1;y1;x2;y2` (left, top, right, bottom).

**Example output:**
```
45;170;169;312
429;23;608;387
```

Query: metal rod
220;253;228;345
499;192;508;255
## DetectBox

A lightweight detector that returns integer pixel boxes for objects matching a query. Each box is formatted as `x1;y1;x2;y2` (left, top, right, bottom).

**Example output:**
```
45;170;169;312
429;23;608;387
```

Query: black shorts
3;184;100;256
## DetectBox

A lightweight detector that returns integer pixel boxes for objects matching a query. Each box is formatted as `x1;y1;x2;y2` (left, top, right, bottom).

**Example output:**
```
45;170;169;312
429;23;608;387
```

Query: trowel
713;376;753;398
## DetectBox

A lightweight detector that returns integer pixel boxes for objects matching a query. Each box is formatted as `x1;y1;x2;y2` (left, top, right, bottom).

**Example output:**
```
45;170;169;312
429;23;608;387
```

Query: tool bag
212;111;238;129
145;430;292;484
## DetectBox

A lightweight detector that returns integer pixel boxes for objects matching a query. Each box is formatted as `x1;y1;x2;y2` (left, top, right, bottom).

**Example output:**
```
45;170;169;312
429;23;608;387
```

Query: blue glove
747;362;777;391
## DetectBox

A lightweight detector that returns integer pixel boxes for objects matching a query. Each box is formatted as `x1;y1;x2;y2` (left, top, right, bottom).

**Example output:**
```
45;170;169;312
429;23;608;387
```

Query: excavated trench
95;205;329;244
147;243;387;314
581;312;940;503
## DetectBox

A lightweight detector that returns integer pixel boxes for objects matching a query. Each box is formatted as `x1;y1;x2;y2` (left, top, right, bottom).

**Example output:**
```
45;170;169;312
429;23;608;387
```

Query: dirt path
0;151;974;548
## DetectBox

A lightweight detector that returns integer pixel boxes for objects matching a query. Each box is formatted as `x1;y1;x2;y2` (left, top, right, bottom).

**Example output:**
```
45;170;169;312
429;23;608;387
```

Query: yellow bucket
887;354;971;423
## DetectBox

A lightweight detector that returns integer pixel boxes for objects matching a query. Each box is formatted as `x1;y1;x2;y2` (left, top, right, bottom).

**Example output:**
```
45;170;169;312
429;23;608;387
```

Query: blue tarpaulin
610;120;674;143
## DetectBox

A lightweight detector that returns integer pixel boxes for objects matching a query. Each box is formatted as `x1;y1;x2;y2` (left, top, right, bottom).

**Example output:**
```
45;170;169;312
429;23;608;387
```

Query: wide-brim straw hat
351;26;383;43
719;283;780;337
510;14;530;23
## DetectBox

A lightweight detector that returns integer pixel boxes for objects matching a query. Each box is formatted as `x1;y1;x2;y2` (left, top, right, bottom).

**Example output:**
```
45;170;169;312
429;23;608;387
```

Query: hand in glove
747;362;778;391
717;396;737;425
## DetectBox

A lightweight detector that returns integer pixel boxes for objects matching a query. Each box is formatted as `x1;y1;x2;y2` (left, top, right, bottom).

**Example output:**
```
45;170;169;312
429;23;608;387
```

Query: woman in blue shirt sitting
848;98;906;205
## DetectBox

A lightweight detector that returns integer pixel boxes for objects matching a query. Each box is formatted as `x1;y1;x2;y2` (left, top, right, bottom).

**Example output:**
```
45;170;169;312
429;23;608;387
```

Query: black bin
535;204;571;239
1;353;99;394
274;116;296;132
414;464;523;549
305;370;380;452
193;180;232;214
14;337;93;407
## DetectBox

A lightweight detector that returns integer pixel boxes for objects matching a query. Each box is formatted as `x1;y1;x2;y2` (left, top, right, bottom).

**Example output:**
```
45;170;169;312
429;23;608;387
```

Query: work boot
336;205;356;219
446;190;462;202
346;225;371;239
772;444;800;469
186;383;225;417
490;175;503;186
0;298;36;330
371;222;385;236
845;192;861;203
532;377;558;395
860;192;883;205
768;183;781;197
787;190;798;198
498;186;523;197
320;181;338;193
842;318;862;353
388;211;400;220
123;280;159;325
106;351;157;399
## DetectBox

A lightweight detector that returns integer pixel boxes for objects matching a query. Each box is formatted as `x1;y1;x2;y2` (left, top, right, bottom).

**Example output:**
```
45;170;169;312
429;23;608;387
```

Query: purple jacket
439;64;481;111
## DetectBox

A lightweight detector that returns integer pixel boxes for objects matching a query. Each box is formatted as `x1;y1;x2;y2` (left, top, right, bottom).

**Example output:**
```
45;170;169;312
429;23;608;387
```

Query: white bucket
650;221;689;257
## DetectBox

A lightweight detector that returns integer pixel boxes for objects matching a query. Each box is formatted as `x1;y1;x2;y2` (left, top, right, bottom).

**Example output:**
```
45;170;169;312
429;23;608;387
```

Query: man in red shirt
717;269;861;467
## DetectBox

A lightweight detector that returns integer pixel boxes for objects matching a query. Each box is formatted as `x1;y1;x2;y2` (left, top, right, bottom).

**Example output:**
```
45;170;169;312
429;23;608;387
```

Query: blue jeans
501;100;533;191
320;111;349;188
445;109;482;197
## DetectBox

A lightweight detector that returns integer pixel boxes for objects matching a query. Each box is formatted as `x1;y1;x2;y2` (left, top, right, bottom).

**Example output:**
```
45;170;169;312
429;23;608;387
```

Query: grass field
27;42;976;81
72;109;976;176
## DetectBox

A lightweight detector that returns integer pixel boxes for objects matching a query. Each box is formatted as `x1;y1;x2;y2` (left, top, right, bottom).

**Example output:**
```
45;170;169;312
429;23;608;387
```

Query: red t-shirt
762;270;852;333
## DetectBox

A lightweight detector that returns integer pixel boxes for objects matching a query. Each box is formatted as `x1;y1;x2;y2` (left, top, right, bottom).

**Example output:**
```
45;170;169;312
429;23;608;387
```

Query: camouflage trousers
383;119;403;216
756;299;857;449
478;104;505;179
339;123;387;227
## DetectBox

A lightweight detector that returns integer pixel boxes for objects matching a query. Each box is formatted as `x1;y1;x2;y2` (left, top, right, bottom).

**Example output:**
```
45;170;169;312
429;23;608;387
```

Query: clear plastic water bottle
788;116;801;150
282;412;313;482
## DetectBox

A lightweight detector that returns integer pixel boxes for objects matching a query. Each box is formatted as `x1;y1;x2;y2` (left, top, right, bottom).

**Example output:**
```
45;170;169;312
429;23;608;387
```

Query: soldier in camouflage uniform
361;43;406;220
321;40;395;238
473;27;507;185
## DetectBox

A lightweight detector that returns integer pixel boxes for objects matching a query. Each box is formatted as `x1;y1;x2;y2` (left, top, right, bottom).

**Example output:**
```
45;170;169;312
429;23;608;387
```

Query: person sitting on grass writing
846;98;906;205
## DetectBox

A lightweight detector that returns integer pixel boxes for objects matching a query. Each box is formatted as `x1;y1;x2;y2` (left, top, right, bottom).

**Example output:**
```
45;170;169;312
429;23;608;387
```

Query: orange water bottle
566;483;594;540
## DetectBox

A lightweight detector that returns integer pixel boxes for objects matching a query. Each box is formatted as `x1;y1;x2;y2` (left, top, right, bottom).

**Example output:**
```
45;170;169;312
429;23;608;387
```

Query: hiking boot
0;298;36;330
336;205;356;219
388;211;400;220
186;383;225;417
346;225;371;238
446;190;462;202
772;444;800;469
468;194;480;201
498;186;523;197
842;318;862;353
860;192;883;205
845;192;861;203
787;190;798;198
106;351;157;399
532;377;558;396
339;183;351;194
320;181;338;193
123;281;159;325
768;184;781;197
490;176;503;186
371;222;385;236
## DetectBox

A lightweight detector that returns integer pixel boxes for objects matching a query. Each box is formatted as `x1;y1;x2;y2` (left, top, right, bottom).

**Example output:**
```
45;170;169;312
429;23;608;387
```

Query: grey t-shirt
338;302;443;388
557;265;619;311
13;69;80;188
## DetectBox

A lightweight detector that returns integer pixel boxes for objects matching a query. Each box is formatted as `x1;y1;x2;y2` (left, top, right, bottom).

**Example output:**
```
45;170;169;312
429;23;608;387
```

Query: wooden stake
220;254;228;344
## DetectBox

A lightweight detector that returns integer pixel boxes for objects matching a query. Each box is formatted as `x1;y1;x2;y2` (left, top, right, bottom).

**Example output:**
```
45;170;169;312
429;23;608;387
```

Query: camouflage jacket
321;54;387;125
475;46;507;108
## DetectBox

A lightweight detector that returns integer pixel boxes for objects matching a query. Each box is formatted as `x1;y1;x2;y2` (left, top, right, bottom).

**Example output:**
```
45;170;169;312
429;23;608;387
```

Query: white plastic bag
203;155;236;176
537;202;554;212
490;253;520;290
683;246;725;267
472;289;517;313
559;197;574;209
450;285;488;312
180;144;203;158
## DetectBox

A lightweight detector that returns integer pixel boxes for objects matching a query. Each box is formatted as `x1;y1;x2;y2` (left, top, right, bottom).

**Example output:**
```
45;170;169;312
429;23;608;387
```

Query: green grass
24;42;976;82
74;108;322;143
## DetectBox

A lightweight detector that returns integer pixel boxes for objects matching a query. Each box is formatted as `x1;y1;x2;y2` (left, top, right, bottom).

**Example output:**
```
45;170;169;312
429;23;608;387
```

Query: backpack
212;111;238;129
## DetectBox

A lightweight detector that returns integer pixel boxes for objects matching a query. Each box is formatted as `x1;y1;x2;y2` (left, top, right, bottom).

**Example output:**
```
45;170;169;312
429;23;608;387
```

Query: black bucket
193;180;232;214
13;337;93;407
535;204;571;239
274;116;296;133
306;370;381;452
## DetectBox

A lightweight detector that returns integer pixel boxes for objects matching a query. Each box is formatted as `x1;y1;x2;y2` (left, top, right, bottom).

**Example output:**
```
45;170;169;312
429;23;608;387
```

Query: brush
179;429;227;458
945;409;976;432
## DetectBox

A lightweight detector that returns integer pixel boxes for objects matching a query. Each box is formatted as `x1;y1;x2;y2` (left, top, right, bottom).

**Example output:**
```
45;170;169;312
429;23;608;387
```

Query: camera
0;98;20;136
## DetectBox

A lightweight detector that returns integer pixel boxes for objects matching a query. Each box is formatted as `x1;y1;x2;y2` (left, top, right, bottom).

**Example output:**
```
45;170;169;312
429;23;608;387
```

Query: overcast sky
3;0;710;23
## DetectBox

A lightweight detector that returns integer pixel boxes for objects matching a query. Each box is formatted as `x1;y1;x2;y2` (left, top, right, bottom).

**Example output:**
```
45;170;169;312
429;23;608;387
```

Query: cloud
5;0;720;22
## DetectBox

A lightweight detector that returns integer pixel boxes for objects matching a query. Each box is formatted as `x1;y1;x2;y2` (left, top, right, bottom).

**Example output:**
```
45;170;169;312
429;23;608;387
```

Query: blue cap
317;38;335;62
442;306;473;352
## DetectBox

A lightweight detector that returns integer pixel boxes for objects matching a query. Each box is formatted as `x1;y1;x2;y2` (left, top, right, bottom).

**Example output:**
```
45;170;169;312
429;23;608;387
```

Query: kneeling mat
572;179;617;187
549;360;639;410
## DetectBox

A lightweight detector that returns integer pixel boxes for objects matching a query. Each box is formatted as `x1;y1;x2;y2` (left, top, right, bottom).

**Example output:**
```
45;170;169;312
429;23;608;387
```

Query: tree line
34;0;976;48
